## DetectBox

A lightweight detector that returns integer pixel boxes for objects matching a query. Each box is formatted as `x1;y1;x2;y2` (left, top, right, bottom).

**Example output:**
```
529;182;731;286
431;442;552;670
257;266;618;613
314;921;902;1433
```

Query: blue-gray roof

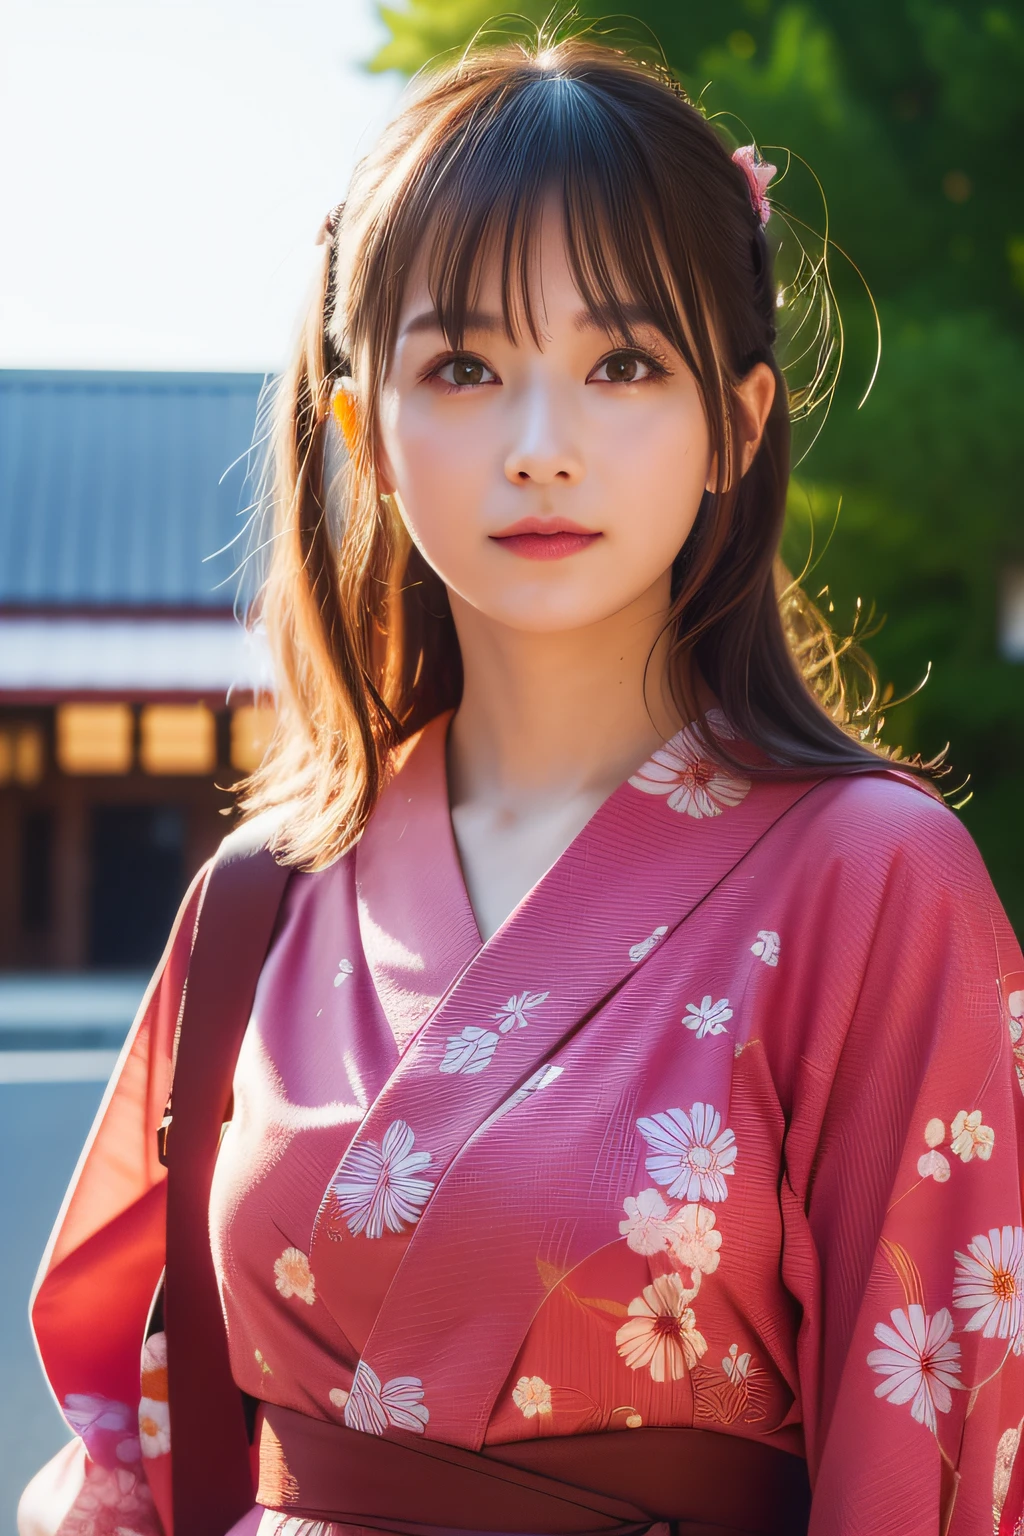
0;370;266;609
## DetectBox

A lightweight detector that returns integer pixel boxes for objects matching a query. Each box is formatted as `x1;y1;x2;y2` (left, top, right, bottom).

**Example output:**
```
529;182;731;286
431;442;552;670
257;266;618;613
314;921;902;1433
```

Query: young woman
20;35;1024;1536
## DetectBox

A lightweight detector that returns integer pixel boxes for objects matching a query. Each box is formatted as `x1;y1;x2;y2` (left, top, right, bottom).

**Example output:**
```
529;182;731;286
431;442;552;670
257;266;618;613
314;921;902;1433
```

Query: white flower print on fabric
867;1305;961;1434
616;1273;708;1382
950;1108;995;1163
1008;990;1024;1095
637;1103;738;1203
494;990;550;1033
750;930;780;967
377;1376;430;1432
334;958;354;987
440;1026;500;1075
953;1226;1024;1344
917;1117;951;1182
924;1117;946;1148
683;995;733;1040
138;1332;169;1458
343;1361;429;1435
619;1189;676;1255
618;1193;723;1277
993;1424;1022;1532
273;1247;316;1304
629;925;668;963
441;991;549;1074
513;1376;553;1418
140;1331;167;1400
722;1343;753;1384
138;1397;170;1459
628;715;751;819
917;1150;951;1183
668;1202;723;1276
332;1120;433;1239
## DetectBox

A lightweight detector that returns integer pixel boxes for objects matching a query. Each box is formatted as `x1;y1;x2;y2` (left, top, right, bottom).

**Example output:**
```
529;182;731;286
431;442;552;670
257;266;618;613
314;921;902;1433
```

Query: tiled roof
0;370;266;608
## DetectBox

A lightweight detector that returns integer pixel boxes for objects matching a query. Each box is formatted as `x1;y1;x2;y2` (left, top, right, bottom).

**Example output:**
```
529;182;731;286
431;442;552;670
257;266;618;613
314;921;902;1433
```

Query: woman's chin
455;588;652;637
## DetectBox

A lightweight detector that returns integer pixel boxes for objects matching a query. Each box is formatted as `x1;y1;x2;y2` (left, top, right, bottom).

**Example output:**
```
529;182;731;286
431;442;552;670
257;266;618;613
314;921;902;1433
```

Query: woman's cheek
396;454;484;578
593;418;701;529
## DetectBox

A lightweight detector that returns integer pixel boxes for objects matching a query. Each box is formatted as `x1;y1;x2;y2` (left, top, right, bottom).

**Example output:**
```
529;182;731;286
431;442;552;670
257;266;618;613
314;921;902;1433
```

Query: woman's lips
489;519;602;561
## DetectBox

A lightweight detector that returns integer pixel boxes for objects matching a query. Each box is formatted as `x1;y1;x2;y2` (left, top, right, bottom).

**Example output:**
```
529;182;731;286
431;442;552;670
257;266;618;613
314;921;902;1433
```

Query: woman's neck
446;576;685;817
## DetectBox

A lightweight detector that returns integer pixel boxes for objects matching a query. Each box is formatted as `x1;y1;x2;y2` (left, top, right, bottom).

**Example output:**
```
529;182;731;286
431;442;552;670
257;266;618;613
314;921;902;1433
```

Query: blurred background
1;0;1021;1527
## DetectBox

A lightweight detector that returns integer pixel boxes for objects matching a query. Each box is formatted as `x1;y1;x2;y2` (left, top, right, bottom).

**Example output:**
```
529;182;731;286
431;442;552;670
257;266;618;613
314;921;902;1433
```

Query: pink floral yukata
21;710;1024;1536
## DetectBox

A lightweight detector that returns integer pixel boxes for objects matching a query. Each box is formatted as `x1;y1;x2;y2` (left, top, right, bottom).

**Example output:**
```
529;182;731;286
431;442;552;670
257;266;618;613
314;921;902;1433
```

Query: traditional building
0;370;274;970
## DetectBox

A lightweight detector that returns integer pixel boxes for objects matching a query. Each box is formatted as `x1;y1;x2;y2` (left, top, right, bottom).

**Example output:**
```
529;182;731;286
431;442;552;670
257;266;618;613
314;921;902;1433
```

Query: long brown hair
242;35;937;869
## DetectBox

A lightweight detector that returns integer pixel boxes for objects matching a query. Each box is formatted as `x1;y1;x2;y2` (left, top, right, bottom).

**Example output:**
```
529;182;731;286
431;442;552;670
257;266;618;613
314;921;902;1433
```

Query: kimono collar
354;712;481;1052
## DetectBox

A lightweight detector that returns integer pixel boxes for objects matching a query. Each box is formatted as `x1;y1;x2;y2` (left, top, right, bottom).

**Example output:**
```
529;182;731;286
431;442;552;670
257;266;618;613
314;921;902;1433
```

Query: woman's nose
503;390;584;487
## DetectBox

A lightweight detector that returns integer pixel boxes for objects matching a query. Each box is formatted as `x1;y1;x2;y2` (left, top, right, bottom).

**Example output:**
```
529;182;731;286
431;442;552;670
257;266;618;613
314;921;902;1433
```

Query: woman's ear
736;361;777;476
705;361;777;492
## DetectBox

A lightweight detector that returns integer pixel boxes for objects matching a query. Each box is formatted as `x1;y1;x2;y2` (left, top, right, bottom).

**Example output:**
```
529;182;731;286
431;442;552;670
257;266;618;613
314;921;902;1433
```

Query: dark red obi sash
257;1401;811;1536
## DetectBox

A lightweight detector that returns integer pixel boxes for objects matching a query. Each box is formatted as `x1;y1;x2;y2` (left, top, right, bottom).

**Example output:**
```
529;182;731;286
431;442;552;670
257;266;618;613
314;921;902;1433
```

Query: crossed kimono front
24;711;1024;1536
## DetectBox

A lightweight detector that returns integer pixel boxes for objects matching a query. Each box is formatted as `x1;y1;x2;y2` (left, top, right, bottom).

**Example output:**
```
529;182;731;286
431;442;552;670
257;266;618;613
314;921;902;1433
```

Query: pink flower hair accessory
731;145;777;229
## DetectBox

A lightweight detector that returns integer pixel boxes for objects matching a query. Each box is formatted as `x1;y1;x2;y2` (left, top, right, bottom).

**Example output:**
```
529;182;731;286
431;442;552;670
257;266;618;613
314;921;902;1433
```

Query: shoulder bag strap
162;818;292;1536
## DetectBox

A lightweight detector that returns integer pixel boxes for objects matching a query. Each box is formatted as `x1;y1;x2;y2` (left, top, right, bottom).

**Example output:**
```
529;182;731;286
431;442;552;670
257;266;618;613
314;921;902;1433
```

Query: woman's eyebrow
400;309;503;338
574;303;666;336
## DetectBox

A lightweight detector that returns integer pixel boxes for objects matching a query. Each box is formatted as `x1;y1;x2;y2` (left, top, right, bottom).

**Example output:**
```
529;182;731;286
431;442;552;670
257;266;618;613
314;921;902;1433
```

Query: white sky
0;0;403;372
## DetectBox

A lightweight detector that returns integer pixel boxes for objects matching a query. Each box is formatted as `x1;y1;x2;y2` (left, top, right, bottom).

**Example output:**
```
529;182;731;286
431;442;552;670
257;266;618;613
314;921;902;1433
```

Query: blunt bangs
365;62;726;405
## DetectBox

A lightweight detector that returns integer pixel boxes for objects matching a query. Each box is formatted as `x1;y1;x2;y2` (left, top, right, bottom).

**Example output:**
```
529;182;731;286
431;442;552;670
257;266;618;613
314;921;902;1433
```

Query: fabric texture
22;709;1024;1536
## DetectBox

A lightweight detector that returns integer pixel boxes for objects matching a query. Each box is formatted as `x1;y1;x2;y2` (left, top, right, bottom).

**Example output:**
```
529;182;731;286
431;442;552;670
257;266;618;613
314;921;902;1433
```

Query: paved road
0;1079;108;1535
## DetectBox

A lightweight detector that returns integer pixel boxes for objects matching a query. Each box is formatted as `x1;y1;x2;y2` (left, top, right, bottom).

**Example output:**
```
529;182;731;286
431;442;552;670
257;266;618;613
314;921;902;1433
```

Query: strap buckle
157;1106;173;1167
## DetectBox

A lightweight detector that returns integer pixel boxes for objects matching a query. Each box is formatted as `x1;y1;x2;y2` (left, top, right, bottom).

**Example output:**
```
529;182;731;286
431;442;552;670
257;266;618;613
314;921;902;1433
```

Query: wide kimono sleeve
779;779;1024;1536
17;866;208;1536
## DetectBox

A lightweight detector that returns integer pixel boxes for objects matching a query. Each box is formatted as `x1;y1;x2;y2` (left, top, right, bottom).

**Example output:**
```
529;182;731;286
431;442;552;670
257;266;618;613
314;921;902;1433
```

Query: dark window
20;808;54;931
89;805;185;967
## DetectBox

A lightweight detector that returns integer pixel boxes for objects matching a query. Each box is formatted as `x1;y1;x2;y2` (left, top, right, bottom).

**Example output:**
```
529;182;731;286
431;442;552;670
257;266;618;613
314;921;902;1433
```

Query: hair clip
331;376;358;454
731;145;776;229
316;202;345;246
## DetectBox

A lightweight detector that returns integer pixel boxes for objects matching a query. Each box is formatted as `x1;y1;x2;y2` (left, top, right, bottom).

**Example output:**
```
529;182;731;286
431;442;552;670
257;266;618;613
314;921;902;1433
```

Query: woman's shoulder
782;764;996;903
767;767;1021;1025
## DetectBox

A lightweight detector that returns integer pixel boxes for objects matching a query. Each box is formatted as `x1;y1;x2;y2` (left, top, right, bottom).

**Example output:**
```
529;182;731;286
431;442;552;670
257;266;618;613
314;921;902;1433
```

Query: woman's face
377;208;772;636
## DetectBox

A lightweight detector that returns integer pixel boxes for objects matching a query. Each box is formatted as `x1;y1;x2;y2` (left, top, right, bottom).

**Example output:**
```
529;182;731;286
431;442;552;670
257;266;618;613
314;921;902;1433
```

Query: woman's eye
591;351;657;384
434;355;496;388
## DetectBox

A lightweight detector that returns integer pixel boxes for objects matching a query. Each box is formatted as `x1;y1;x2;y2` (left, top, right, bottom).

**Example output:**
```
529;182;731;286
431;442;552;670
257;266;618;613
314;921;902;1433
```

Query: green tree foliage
372;1;1024;930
